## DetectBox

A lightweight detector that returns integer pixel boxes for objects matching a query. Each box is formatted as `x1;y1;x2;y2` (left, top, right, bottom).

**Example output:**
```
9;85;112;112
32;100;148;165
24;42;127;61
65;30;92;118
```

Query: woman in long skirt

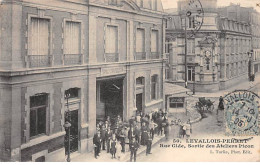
178;119;184;138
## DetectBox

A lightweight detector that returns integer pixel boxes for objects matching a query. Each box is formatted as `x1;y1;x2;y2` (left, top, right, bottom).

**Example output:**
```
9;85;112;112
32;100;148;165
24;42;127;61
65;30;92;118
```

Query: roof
164;82;191;96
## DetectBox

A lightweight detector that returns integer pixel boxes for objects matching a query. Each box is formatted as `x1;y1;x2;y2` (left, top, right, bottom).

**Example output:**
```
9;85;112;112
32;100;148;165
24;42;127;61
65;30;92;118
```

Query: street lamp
247;50;253;81
64;92;71;162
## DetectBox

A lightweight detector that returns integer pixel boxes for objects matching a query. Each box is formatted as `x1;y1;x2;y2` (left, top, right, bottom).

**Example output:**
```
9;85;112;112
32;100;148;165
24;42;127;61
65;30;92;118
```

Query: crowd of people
93;109;192;162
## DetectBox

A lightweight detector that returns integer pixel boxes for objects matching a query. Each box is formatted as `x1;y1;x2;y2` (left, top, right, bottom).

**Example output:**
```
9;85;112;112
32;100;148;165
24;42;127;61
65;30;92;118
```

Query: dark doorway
35;156;45;162
65;110;78;154
136;93;143;113
97;77;124;124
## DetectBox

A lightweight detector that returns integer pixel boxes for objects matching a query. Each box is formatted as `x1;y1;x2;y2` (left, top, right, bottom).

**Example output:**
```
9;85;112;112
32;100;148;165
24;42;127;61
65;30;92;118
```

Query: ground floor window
169;97;185;108
188;66;195;81
30;93;48;137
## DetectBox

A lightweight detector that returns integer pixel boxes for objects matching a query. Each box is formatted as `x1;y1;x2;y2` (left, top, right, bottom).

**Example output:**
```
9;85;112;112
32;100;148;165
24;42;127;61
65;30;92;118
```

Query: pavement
70;75;259;162
71;134;165;162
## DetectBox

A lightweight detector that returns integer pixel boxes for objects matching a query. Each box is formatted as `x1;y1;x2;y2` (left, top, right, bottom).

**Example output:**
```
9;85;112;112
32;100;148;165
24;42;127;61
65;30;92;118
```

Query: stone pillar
89;14;97;64
10;87;22;161
128;20;134;62
0;2;23;70
86;72;97;152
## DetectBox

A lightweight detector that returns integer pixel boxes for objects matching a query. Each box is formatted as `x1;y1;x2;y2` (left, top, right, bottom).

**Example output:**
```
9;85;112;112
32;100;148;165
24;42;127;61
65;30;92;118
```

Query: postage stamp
224;90;259;136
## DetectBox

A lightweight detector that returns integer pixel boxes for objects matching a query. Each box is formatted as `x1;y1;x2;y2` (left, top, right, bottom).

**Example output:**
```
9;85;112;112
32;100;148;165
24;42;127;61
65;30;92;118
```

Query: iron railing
28;55;52;68
105;53;119;62
135;52;146;60
64;54;82;65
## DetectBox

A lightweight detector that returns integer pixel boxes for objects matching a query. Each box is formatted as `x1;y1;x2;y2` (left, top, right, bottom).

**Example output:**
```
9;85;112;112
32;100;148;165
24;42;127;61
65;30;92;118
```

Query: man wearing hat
101;125;107;150
93;131;102;159
118;126;127;153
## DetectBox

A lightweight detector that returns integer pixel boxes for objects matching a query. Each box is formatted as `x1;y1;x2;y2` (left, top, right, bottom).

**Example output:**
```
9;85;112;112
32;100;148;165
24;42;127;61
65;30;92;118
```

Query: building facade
165;0;255;92
0;0;165;161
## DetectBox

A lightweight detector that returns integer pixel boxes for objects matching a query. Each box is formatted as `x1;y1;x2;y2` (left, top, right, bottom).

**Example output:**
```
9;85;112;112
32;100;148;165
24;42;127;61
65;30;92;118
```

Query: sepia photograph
0;0;259;162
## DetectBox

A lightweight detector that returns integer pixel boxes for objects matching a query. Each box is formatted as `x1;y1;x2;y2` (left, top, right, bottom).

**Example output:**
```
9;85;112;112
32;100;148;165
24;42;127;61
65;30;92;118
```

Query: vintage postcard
0;0;259;162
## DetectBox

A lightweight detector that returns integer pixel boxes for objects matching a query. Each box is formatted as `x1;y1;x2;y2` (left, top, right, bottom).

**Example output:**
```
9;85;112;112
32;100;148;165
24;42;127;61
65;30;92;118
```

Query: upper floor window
29;18;50;56
136;28;145;53
63;21;82;65
151;30;158;53
64;21;80;55
30;93;48;138
151;0;157;10
187;40;195;54
105;25;118;62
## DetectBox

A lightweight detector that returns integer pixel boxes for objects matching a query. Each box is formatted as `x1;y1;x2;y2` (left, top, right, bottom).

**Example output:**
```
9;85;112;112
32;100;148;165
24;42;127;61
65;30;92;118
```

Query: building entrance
65;110;78;154
96;77;124;124
136;93;143;114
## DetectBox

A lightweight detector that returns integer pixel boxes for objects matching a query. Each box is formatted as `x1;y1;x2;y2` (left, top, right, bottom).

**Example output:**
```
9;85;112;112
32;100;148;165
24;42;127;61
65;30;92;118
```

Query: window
30;93;48;137
136;77;144;86
65;88;79;99
151;0;157;10
151;75;158;100
106;25;118;54
188;66;195;81
136;29;145;53
187;40;195;54
151;30;158;53
188;17;195;28
29;18;50;55
64;21;80;55
169;97;185;108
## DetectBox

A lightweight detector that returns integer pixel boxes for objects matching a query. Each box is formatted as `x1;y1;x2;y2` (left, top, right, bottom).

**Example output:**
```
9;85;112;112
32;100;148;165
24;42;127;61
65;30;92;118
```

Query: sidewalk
71;135;165;162
193;75;260;98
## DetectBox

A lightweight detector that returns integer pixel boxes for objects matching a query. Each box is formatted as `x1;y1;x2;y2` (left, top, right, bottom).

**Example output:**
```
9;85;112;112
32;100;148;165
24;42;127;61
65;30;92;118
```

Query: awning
164;82;191;96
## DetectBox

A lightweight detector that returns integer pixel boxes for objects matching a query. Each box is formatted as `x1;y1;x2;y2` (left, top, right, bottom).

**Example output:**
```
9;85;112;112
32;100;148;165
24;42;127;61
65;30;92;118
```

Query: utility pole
184;16;188;88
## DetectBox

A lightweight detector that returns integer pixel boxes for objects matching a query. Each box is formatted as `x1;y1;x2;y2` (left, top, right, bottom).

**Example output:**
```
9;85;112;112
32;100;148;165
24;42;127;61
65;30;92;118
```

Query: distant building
0;0;165;161
165;0;258;92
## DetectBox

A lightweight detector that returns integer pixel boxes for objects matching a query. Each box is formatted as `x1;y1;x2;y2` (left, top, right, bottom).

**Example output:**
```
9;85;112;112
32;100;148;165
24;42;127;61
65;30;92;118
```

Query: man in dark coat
128;126;135;141
157;115;163;136
105;127;112;153
134;125;141;144
129;138;139;162
101;125;107;150
141;122;149;146
93;131;102;159
146;134;152;155
118;127;127;153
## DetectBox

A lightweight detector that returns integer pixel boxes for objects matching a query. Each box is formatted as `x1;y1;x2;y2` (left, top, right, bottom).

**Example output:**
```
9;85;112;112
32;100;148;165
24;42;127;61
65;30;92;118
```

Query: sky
161;0;260;12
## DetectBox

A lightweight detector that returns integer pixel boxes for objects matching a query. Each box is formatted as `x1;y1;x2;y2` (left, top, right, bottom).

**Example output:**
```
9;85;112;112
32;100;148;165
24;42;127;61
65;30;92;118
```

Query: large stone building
0;0;165;161
165;0;258;92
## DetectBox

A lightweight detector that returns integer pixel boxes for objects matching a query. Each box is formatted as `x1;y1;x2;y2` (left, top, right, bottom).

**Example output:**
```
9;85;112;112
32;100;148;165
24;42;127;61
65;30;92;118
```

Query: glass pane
37;107;46;134
177;103;184;108
65;88;79;98
30;110;37;137
30;94;47;108
151;83;156;99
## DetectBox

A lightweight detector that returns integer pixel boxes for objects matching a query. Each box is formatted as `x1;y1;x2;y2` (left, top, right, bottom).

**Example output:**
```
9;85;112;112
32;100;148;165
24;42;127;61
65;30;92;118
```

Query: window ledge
145;99;163;108
21;131;66;150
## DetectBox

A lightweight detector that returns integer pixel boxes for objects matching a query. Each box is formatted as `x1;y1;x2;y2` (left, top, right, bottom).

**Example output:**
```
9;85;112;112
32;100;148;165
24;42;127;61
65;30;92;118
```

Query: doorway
96;77;124;124
65;110;78;154
136;93;143;113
